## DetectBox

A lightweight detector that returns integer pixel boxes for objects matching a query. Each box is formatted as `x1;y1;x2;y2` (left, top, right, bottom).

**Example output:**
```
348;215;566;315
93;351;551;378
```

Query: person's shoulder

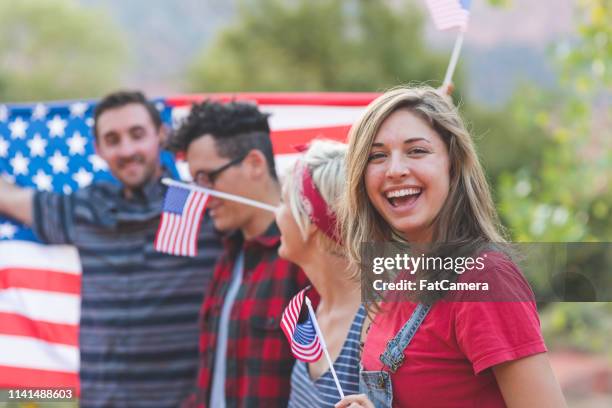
455;249;535;302
463;249;521;278
376;300;420;326
73;180;121;201
69;181;123;224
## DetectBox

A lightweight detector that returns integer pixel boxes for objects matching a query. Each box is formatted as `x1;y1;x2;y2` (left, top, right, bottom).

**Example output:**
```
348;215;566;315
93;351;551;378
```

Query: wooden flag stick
443;31;465;88
305;296;345;399
162;178;278;213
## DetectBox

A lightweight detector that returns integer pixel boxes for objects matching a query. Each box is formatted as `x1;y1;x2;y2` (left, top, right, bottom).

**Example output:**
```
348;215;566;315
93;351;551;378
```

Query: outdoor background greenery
0;0;126;101
0;0;609;378
187;0;612;356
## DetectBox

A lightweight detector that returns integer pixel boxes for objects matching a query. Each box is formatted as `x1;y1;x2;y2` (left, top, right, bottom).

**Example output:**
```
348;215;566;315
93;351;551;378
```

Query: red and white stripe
425;0;470;31
0;240;80;389
280;287;305;341
154;190;209;257
169;92;378;177
280;287;322;362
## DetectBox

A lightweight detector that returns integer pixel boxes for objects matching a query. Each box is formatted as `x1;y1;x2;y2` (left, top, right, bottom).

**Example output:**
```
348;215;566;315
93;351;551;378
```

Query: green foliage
497;0;611;242
188;0;612;356
462;86;552;185
187;0;453;92
486;0;512;7
0;0;126;102
187;0;555;198
541;302;612;357
496;0;611;356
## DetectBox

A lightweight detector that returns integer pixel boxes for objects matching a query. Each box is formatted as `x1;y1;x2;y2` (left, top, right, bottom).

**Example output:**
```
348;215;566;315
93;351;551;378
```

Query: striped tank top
288;304;366;407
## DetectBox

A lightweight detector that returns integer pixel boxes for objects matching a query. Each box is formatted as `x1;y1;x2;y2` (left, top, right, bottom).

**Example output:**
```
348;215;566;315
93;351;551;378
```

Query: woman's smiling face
364;108;450;243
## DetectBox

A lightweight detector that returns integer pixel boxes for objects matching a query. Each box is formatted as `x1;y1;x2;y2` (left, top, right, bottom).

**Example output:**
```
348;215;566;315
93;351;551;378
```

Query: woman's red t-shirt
362;252;547;408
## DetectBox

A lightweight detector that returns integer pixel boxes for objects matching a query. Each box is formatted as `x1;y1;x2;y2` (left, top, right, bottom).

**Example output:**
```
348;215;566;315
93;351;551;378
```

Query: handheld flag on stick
425;0;470;31
425;0;471;87
281;287;323;362
154;185;209;257
155;179;278;257
162;178;277;213
281;287;345;398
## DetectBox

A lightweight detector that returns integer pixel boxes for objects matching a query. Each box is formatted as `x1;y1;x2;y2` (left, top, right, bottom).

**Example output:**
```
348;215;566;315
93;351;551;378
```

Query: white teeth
386;188;421;198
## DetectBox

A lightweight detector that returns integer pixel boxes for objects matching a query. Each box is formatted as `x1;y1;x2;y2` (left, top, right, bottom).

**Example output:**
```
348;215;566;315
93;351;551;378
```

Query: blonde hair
283;139;348;253
339;86;506;291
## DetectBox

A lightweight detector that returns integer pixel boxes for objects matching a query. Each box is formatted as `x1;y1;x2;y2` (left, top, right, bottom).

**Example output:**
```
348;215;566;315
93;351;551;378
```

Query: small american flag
425;0;471;31
281;287;323;363
154;185;209;257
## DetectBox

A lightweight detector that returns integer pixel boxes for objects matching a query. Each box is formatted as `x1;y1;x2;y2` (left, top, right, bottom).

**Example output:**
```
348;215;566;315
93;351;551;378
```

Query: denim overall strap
359;303;432;407
379;303;432;373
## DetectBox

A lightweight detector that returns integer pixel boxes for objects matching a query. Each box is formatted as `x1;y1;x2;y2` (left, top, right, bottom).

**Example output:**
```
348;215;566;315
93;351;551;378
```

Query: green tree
0;0;126;102
497;0;611;242
188;0;555;190
492;0;611;357
541;301;612;357
463;86;553;186
187;0;452;92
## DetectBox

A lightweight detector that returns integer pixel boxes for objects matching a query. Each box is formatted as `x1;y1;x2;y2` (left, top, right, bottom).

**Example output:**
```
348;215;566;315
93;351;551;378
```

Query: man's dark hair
93;90;162;139
173;100;277;180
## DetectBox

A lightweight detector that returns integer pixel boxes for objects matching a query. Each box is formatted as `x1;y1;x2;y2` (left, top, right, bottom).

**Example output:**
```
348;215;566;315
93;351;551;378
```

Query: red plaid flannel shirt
193;222;310;407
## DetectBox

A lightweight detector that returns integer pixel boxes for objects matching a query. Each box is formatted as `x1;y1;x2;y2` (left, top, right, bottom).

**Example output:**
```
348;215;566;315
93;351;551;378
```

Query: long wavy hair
338;86;507;304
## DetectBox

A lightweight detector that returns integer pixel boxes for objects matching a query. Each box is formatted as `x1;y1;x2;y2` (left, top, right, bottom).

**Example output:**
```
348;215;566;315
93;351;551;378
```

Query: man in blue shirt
0;90;222;407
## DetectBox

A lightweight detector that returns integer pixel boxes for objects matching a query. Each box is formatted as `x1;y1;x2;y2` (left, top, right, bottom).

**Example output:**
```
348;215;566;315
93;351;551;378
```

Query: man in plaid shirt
173;100;310;407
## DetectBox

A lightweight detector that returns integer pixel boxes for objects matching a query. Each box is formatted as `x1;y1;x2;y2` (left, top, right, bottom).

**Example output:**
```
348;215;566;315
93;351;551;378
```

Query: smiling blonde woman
335;86;566;408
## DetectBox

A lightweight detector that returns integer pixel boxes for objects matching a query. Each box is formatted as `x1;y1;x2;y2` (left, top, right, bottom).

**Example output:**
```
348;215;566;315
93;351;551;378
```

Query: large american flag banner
0;92;377;391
